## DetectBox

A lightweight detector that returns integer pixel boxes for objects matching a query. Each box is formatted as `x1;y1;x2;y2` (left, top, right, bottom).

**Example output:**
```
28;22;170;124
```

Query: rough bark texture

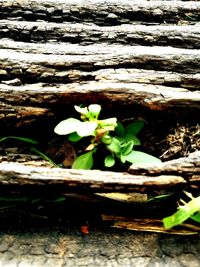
129;151;200;177
1;0;200;25
0;160;199;193
1;21;200;48
0;0;200;265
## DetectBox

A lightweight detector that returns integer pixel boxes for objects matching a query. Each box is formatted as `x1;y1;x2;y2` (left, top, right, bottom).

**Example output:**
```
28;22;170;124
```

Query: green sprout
54;104;161;170
163;192;200;229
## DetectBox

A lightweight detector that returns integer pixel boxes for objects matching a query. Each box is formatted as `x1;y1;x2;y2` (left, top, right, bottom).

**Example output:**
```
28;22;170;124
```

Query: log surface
1;0;200;25
1;158;199;193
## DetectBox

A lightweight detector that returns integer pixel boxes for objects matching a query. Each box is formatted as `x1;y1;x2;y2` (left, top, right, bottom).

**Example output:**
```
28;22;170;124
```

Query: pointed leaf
125;121;144;136
123;150;161;164
106;138;121;154
121;141;134;156
191;212;200;223
68;132;82;142
72;151;94;170
104;154;115;167
0;136;38;145
115;121;125;136
118;134;141;145
54;118;81;135
163;196;200;229
76;121;97;137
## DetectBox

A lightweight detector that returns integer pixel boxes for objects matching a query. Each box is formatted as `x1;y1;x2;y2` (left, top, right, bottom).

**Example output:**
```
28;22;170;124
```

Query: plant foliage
54;104;161;170
163;192;200;229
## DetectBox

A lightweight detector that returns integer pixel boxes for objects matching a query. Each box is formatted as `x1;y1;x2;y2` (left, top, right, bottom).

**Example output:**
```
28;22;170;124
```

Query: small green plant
163;192;200;229
54;104;161;170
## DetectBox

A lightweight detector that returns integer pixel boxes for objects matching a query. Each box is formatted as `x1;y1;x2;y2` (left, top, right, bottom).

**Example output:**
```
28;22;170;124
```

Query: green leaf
118;134;141;146
0;136;38;145
163;196;200;229
76;121;97;137
147;193;172;202
46;197;66;203
54;118;81;135
190;212;200;223
88;104;101;119
122;150;161;164
121;141;134;156
106;138;121;154
31;147;59;167
115;121;125;136
99;118;117;128
125;121;144;136
74;105;88;115
72;151;94;170
104;154;115;167
68;132;82;142
101;135;112;145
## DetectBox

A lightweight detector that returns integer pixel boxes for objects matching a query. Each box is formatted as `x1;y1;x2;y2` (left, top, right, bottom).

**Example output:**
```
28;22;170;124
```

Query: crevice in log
0;0;199;25
0;21;200;48
1;82;199;113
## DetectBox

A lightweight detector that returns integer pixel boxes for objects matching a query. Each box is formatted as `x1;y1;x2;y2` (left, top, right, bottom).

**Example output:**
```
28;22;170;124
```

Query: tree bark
1;20;200;48
0;0;199;25
129;151;200;178
0;161;193;194
0;40;200;74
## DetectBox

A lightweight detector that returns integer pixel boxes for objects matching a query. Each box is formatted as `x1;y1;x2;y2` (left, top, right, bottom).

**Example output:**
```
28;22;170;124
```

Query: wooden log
0;20;200;48
0;41;200;77
0;162;188;193
0;0;199;25
129;151;200;178
0;103;52;121
0;82;200;118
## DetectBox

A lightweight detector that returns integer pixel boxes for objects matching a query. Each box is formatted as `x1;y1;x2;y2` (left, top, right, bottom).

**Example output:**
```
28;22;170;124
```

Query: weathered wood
0;41;200;74
0;103;52;121
1;20;200;48
129;151;200;177
0;0;199;25
0;162;187;193
102;215;200;235
0;82;200;123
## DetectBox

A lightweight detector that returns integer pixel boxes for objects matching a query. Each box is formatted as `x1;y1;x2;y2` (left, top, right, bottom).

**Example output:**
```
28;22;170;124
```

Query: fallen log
0;162;188;193
0;0;199;25
0;41;200;75
0;82;200;121
129;151;200;179
0;21;200;48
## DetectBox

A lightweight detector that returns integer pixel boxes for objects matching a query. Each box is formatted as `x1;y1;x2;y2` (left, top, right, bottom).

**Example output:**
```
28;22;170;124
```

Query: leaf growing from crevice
122;150;161;164
72;151;94;170
125;121;144;136
104;154;115;167
163;196;200;229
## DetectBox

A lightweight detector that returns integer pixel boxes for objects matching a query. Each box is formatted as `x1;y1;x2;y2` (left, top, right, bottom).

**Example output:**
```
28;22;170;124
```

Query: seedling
163;192;200;229
54;104;161;169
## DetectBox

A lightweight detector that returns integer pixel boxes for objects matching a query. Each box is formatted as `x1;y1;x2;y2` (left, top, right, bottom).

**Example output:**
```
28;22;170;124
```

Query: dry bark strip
129;151;200;181
1;20;200;48
102;215;200;235
0;162;188;193
0;0;199;25
0;82;200;120
0;41;200;78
